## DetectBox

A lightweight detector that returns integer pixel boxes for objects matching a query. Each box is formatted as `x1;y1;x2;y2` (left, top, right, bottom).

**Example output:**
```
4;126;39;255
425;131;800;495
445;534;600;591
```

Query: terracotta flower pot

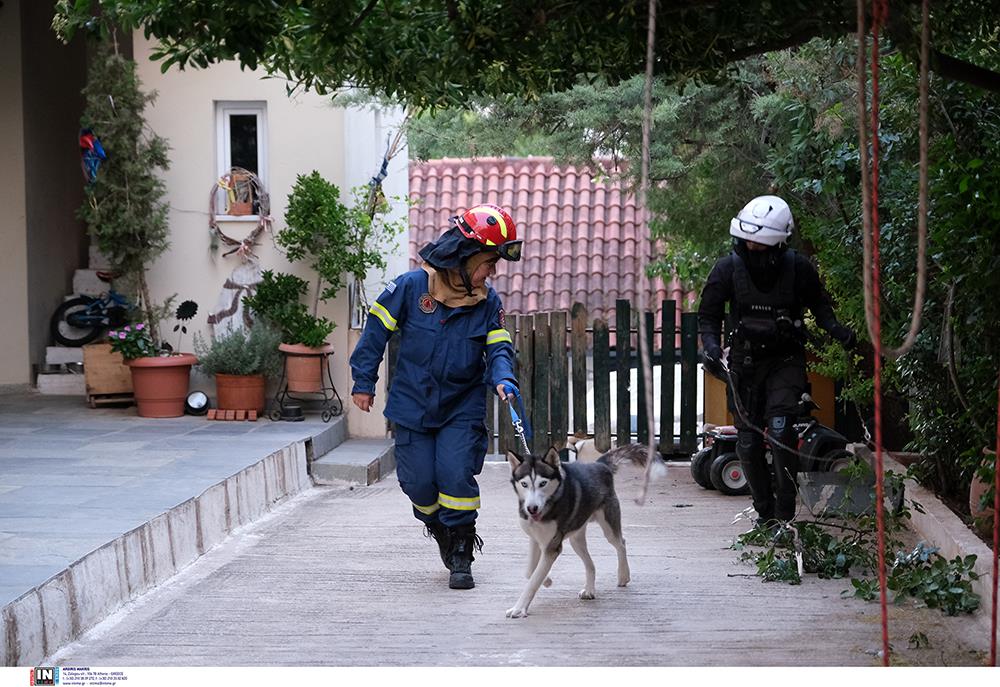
969;474;996;534
279;342;333;393
215;373;266;413
127;353;197;418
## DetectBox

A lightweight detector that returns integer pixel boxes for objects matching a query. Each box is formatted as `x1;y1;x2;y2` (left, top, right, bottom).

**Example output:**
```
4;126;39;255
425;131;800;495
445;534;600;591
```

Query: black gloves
702;344;726;380
830;324;857;351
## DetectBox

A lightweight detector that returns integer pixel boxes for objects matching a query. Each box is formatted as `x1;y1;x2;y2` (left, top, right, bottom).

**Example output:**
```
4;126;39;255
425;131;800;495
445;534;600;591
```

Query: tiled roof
408;157;689;324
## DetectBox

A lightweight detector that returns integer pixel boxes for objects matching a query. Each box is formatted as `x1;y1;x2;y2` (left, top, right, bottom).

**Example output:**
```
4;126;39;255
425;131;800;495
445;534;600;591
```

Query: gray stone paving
0;394;333;607
50;463;991;667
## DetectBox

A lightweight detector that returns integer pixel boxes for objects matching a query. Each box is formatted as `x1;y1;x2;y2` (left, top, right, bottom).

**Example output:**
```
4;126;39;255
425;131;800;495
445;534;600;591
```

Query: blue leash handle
504;386;532;454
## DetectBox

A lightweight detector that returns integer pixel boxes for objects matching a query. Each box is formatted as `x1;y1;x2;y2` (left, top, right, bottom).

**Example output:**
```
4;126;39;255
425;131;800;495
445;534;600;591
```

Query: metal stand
270;351;343;423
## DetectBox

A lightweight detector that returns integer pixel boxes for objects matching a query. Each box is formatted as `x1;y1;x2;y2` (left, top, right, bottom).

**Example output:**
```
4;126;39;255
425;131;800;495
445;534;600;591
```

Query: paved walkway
0;393;334;607
48;462;990;667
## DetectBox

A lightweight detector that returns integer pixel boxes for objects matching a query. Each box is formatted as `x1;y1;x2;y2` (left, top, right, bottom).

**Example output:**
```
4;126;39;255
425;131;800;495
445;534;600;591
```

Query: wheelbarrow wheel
690;447;715;490
823;449;856;474
709;452;750;495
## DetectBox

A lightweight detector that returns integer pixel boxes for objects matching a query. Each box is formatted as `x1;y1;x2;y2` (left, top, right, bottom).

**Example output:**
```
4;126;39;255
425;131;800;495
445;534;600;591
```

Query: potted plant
243;270;335;392
252;172;403;392
194;321;283;412
108;319;196;418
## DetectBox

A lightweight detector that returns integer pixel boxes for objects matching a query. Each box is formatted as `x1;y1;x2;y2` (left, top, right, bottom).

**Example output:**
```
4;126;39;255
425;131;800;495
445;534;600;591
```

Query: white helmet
729;195;794;246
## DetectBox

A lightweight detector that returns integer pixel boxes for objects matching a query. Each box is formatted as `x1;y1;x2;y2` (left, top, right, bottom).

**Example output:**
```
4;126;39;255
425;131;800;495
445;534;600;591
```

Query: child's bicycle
49;271;132;346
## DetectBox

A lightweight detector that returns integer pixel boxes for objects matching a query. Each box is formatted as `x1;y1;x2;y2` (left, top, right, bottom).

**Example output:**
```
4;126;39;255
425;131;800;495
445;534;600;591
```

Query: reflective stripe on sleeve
369;301;398;331
486;329;512;345
438;492;481;511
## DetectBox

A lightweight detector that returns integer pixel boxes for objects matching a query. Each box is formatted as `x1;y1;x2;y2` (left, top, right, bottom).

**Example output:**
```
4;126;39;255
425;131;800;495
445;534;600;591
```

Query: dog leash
504;386;532;455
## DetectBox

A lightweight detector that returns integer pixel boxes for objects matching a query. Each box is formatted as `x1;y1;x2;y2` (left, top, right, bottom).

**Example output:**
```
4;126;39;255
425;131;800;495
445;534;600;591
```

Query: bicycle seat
95;270;119;283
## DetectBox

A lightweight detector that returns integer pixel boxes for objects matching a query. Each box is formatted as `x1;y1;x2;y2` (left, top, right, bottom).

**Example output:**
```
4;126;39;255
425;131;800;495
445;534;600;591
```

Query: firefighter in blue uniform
698;195;855;527
350;204;522;590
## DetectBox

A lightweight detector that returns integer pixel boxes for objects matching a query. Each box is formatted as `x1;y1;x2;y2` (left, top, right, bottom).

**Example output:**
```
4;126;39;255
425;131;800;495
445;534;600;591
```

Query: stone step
36;372;86;395
88;244;112;270
73;269;107;297
310;438;394;486
45;346;84;365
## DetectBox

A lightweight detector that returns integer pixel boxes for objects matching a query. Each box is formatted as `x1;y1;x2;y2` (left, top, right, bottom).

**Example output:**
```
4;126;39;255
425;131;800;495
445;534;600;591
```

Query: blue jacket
350;269;517;431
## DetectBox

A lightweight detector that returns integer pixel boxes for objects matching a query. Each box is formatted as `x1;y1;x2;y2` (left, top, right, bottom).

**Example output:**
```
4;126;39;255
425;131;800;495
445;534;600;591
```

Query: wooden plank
83;342;133;396
570;302;589;437
659;300;677;453
87;392;134;408
615;299;631;448
498;314;518;454
636;310;654;445
531;312;551;455
679;311;699;454
517;314;534;455
593;318;612;453
549;310;568;451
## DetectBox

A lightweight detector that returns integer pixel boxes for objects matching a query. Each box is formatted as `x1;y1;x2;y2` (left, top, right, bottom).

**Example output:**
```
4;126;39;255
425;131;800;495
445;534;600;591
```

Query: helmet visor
497;239;523;261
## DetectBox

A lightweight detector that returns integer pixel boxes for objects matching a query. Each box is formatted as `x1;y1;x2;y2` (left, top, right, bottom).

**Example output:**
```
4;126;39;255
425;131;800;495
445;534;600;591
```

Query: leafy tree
403;35;1000;503
53;0;1000;107
279;172;406;315
79;36;171;346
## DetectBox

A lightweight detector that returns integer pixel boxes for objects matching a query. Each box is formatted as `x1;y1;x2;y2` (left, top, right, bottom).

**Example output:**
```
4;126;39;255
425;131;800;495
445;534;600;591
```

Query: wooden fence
387;299;701;458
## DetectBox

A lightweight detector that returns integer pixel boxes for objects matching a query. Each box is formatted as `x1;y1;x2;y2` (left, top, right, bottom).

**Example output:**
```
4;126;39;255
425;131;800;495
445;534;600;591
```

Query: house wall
0;0;31;388
343;107;410;438
21;0;89;376
133;35;407;436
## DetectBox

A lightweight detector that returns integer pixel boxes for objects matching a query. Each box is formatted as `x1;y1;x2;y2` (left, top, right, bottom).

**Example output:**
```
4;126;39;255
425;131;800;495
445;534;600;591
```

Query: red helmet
456;204;523;261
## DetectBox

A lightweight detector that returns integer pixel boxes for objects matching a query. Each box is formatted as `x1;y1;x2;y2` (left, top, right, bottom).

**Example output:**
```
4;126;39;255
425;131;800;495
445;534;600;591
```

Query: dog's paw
617;575;630;587
505;607;529;619
578;589;596;600
543;577;552;588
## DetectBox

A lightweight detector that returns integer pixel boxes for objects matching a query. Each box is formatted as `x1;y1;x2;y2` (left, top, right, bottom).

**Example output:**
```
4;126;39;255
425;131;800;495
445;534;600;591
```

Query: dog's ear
506;451;523;470
543;447;560;468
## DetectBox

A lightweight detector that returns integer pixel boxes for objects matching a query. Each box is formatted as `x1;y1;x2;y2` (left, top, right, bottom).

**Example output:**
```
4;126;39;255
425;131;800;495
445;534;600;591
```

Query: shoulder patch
498;308;505;328
385;280;397;294
419;293;438;314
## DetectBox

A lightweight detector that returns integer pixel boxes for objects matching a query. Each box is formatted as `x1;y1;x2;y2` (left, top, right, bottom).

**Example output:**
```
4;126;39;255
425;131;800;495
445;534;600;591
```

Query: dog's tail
597;443;651;472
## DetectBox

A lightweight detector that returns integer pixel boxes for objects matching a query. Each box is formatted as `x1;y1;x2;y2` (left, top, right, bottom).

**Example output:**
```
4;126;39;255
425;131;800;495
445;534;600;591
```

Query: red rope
868;0;891;666
992;374;999;666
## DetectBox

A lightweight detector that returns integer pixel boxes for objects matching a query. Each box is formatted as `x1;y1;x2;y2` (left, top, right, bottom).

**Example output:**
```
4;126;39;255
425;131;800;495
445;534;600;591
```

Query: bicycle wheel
50;297;104;346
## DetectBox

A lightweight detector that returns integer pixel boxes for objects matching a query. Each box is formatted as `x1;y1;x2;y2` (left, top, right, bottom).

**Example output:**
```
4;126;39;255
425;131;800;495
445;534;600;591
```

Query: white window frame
214;101;268;220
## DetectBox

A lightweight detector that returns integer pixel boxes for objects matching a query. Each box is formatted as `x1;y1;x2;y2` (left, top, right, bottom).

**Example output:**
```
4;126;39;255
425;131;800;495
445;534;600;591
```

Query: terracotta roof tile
409;157;692;324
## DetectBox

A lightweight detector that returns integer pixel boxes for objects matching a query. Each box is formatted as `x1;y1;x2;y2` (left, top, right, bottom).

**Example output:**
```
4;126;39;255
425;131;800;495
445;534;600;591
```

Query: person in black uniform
698;195;855;526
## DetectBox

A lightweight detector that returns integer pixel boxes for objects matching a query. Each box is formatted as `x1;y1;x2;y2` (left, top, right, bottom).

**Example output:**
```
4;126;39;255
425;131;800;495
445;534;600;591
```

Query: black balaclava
418;226;488;295
734;239;787;292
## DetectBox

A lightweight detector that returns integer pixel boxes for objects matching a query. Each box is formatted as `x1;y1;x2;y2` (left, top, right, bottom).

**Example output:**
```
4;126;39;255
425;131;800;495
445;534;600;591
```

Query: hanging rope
857;0;891;666
992;372;1000;667
859;0;930;360
635;0;660;505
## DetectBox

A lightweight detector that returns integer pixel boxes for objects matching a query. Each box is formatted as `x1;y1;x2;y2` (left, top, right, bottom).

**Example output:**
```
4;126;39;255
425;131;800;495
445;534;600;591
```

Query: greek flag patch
385;280;397;293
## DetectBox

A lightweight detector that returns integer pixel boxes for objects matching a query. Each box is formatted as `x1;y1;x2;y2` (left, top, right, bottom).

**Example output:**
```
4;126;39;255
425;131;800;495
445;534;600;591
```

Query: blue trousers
394;420;488;528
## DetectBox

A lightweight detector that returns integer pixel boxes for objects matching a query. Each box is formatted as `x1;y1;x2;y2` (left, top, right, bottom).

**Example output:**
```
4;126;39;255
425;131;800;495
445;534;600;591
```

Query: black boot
424;520;450;569
445;524;483;590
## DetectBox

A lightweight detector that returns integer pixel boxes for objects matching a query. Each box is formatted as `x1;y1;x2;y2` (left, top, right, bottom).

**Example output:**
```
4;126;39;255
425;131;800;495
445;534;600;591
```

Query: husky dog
505;444;647;618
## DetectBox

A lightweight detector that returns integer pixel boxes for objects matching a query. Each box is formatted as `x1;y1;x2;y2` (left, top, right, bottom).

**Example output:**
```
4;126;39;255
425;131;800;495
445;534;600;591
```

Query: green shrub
194;322;283;377
242;270;335;347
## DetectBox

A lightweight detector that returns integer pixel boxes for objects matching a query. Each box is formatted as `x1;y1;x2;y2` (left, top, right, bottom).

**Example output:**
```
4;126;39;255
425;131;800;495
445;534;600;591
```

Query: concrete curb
2;442;311;666
311;438;395;486
855;445;998;641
